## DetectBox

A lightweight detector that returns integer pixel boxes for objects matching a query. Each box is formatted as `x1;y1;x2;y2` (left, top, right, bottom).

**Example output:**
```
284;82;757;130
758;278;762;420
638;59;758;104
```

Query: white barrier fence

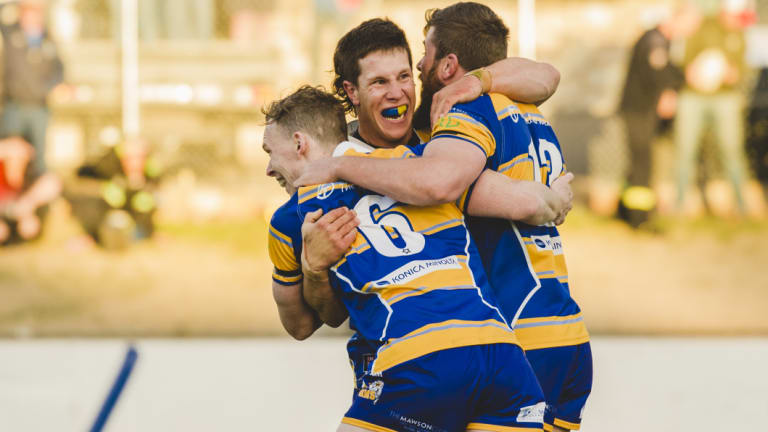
0;337;766;431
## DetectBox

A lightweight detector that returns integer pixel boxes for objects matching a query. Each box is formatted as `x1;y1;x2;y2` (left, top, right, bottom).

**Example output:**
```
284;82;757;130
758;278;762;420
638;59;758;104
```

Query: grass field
1;201;767;337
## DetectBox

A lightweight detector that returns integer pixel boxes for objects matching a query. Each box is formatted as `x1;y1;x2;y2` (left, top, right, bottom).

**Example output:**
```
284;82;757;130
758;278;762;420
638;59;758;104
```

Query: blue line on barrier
89;344;138;432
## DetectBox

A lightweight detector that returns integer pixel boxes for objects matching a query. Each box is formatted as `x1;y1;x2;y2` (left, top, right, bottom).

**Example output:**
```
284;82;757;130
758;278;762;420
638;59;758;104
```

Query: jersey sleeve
268;198;303;286
431;104;496;158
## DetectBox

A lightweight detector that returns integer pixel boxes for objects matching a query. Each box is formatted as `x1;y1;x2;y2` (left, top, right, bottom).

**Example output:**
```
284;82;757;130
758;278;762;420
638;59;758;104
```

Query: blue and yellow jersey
294;141;516;374
431;94;589;351
267;193;303;287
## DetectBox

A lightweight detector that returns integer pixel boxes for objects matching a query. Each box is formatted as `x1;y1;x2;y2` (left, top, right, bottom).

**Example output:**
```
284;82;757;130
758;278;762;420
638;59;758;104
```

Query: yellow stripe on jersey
467;423;543;432
516;102;541;115
515;313;590;350
364;258;475;303
342;417;399;432
359;254;469;293
272;271;302;284
419;218;463;235
352;202;464;235
520;235;569;282
378;283;477;305
493;95;523;123
336;142;417;159
554;254;569;282
267;225;299;274
553;418;581;430
517;103;553;127
455;187;471;212
346;237;372;257
333;211;464;275
498;153;530;174
297;182;353;204
372;319;518;373
500;156;535;182
543;422;555;432
269;225;292;244
432;112;496;157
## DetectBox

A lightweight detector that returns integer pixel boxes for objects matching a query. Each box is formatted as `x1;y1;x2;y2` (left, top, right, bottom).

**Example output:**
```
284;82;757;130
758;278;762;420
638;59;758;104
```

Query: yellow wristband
465;68;492;94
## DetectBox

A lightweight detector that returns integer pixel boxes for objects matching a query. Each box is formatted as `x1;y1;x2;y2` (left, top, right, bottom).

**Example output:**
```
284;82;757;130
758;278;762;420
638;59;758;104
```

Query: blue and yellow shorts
343;343;545;432
525;342;592;431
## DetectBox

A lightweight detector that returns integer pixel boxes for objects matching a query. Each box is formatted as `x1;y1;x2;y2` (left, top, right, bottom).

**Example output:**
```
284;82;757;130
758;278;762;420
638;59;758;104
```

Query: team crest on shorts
358;380;384;404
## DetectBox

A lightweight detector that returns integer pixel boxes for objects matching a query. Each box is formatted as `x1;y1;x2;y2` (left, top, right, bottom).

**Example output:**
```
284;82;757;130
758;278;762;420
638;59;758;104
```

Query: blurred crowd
609;0;767;228
0;0;158;249
1;0;767;250
0;0;62;245
77;0;276;41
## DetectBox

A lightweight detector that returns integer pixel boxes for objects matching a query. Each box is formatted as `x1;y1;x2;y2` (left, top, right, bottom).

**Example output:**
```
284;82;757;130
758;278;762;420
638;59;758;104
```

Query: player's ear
439;54;460;83
342;80;360;106
293;131;309;156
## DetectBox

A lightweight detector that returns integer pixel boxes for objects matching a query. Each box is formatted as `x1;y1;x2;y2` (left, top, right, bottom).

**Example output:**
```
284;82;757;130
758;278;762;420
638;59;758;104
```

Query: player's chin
283;183;297;195
377;113;411;137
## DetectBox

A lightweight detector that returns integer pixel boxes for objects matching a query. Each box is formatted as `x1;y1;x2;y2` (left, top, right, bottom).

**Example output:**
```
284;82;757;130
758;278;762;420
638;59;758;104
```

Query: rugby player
298;16;567;317
331;18;559;152
265;85;568;432
269;17;568;339
295;3;592;431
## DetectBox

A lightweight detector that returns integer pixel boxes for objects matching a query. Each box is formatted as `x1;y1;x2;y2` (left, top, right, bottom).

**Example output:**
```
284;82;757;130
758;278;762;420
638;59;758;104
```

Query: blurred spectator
0;0;64;177
616;4;698;228
65;139;161;250
0;137;61;245
675;0;752;214
747;67;768;185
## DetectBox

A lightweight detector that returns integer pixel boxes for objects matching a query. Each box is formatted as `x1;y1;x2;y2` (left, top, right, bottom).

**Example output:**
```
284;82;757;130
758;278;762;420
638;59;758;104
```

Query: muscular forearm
466;170;562;225
334;156;465;205
272;282;322;341
486;57;560;105
301;269;348;328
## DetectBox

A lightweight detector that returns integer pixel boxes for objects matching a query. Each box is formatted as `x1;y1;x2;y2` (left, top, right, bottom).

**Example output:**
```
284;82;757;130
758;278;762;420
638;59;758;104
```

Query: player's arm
268;217;324;340
465;170;574;226
272;281;322;341
300;208;356;328
430;57;560;126
295;137;487;206
295;142;571;226
486;57;560;104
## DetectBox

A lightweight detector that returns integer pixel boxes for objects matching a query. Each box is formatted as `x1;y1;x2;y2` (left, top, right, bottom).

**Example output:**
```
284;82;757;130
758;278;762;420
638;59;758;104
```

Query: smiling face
344;48;415;148
263;123;303;195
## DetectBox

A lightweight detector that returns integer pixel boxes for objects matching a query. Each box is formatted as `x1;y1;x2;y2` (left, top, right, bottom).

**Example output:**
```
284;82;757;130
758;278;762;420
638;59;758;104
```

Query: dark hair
262;85;347;146
332;18;413;113
425;2;509;71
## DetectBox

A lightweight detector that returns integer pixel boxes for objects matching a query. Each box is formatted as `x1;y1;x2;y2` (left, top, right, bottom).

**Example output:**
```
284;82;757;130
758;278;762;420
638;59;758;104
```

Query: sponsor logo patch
371;256;461;287
517;401;546;423
530;235;564;256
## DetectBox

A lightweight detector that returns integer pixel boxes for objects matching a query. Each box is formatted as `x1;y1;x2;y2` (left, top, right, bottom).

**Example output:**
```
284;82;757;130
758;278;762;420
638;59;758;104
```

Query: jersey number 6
353;195;426;257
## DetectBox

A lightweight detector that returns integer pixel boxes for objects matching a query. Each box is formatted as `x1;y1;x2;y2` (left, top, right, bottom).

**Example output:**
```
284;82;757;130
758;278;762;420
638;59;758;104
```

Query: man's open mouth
381;104;408;120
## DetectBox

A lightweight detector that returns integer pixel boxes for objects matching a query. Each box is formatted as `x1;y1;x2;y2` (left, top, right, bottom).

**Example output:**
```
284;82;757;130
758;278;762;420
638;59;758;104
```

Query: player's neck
356;124;412;149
